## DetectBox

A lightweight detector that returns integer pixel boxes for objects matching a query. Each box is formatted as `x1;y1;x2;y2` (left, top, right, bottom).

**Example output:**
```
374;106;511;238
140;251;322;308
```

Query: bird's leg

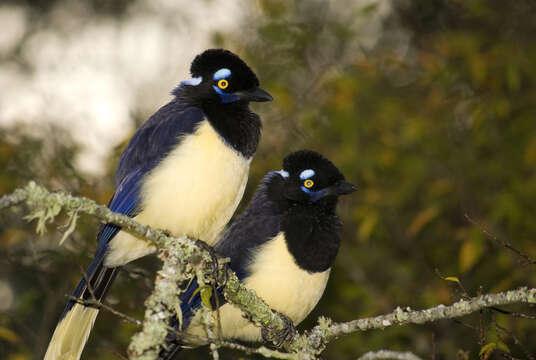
261;311;296;347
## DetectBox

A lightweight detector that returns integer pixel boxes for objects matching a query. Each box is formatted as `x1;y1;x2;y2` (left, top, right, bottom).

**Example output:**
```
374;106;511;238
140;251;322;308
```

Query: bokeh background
1;0;536;359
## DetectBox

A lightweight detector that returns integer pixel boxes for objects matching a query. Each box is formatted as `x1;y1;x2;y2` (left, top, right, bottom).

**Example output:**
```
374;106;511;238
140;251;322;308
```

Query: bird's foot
261;311;296;347
217;260;230;289
193;239;221;285
162;231;227;291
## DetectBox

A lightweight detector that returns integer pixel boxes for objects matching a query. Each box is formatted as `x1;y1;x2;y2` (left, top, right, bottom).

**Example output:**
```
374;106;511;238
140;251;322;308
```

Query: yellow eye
304;179;314;188
218;79;229;89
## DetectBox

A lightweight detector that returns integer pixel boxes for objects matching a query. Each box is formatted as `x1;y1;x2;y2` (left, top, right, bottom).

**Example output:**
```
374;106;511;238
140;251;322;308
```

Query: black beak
234;87;273;102
324;180;357;197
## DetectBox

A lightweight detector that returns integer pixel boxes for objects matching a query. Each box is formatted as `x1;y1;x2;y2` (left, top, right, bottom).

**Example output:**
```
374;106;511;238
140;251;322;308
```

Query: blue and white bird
44;49;272;360
161;150;356;358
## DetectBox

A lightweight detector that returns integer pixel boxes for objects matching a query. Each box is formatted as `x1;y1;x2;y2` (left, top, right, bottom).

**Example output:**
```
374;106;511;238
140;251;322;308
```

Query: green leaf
0;327;20;344
187;285;210;304
200;286;213;308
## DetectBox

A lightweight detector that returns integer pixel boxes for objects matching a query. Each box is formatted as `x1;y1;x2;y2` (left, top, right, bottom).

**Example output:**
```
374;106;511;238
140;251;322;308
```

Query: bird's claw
218;260;230;289
194;239;221;286
261;311;296;347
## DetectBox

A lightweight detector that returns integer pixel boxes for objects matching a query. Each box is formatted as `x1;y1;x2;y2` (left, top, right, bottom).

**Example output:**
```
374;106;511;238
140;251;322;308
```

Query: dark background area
1;0;536;359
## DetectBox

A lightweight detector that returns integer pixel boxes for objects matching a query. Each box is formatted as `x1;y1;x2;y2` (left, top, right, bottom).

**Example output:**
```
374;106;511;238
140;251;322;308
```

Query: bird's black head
268;150;357;208
174;49;272;105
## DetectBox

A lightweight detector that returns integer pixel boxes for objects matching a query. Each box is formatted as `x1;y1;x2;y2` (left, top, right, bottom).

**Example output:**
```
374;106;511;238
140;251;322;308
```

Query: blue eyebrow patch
213;68;231;80
299;169;315;180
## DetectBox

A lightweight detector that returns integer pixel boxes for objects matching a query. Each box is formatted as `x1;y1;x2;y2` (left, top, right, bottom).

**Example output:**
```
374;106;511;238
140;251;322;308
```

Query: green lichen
394;306;409;322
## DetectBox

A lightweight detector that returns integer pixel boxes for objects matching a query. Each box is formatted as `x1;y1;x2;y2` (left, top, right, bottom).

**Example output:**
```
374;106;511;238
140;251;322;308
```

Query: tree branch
357;350;423;360
2;183;536;360
288;288;536;358
0;182;294;358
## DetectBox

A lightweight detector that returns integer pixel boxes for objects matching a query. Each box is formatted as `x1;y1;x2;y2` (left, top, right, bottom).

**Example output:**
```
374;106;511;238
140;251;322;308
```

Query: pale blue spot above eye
277;170;289;178
299;169;315;180
213;68;231;80
181;76;203;86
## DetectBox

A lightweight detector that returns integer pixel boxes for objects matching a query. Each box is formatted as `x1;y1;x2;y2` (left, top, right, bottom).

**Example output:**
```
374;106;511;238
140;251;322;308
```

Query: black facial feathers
271;150;350;273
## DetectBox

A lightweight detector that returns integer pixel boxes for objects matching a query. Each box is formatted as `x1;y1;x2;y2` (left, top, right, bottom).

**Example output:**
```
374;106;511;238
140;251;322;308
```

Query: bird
160;150;357;358
44;48;272;360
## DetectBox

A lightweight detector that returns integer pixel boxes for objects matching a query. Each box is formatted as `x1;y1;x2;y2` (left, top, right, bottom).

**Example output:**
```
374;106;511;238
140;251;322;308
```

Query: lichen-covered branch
0;181;173;246
2;182;536;360
0;182;292;358
357;350;424;360
128;238;201;359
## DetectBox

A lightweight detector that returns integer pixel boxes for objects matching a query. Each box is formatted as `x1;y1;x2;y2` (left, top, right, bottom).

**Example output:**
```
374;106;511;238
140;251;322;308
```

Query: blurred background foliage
1;0;536;359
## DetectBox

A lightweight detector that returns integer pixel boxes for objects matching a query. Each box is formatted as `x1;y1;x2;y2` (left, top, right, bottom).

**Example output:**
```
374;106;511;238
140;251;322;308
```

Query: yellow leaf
479;342;497;357
200;287;213;309
407;205;439;237
358;213;378;242
188;285;211;304
444;276;461;284
459;237;484;273
497;340;510;354
0;327;20;344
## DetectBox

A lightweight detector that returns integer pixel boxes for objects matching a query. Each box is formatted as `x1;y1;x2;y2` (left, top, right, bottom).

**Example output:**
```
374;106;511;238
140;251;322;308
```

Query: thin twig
465;214;536;266
495;322;535;360
67;296;142;326
490;306;536;320
80;266;97;301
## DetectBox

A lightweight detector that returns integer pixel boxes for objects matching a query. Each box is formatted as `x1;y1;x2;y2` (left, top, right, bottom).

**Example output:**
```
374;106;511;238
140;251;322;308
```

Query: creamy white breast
185;232;330;343
105;120;250;267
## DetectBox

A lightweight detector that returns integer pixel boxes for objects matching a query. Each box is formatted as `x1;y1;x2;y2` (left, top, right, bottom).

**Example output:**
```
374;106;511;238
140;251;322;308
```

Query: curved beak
234;87;273;102
323;180;357;197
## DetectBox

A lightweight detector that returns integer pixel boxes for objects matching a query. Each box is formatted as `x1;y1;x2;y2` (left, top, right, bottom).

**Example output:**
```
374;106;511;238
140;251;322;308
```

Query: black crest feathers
190;49;259;90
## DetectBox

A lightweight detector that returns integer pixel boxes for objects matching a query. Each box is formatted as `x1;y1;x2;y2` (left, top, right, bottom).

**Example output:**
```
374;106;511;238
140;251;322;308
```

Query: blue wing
62;101;205;319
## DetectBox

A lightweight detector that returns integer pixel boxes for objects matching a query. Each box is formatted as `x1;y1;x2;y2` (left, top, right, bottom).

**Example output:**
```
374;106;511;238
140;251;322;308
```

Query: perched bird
161;150;356;358
44;49;272;360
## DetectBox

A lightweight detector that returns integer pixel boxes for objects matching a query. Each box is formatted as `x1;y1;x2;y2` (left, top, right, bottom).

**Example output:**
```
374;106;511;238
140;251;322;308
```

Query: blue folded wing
64;102;206;321
97;169;144;248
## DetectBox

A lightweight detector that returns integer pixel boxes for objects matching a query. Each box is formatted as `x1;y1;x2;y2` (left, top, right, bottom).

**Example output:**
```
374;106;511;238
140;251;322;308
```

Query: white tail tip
44;303;99;360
